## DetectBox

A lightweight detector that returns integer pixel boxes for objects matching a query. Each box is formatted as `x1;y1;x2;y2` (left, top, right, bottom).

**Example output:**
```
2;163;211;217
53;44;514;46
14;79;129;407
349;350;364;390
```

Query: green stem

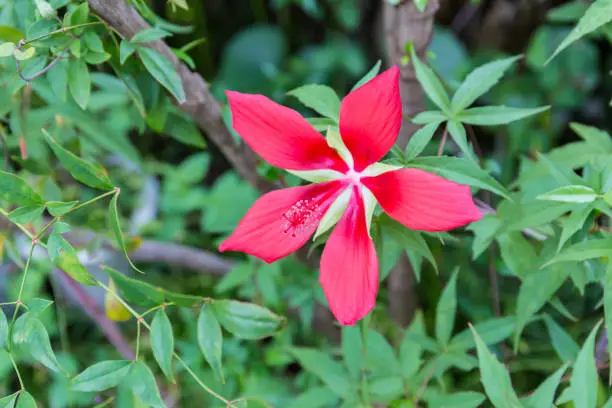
0;208;35;240
10;242;36;331
97;281;232;406
23;22;104;45
360;314;371;404
68;189;116;214
9;354;24;390
35;217;58;239
135;321;141;361
140;303;174;318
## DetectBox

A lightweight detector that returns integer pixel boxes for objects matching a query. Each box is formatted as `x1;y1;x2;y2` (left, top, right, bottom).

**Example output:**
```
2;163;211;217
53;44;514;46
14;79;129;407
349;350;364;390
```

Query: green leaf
44;131;114;190
570;123;612;151
47;228;97;285
15;392;36;408
571;321;602;408
109;192;144;274
514;265;570;348
548;0;612;63
450;316;515;352
287;387;339;408
341;326;363;378
0;42;15;57
212;300;284;340
410;49;450;111
69;2;89;26
72;360;132;392
435;269;459;347
497;232;538;279
197;303;224;382
451;56;521;112
542;238;612;268
48;59;68;101
411;110;447;124
429;392;486;408
127;362;165;408
457;105;550;125
365;330;401;376
137;47;185;103
7;205;44;224
447;120;477;162
68;58;90;110
119;41;136;64
543;315;579;362
27;298;54;316
380;215;437;275
46;201;78;216
351;60;381;91
537;185;598;203
82;32;104;53
0;171;43;206
0;309;7;349
130;28;171;43
151;309;175;383
289;348;352;399
470;324;522;408
557;203;595;252
413;0;428;12
216;263;253;293
400;312;426;379
163;110;206;148
605;264;612;380
0;392;18;408
305;117;337;132
288;84;341;122
101;265;165;307
12;312;62;373
404;121;442;161
407;156;509;198
522;363;569;408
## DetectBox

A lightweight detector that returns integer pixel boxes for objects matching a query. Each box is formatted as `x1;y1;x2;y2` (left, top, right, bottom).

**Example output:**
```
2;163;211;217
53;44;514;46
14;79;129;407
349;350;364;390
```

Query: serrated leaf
288;84;340;122
151;309;175;382
351;60;381;91
0;171;43;206
410;49;450;111
0;309;7;349
435;269;459;347
543;315;579;362
68;58;90;109
470;325;522;408
7;205;44;224
515;265;570;348
542;238;612;268
109;192;144;274
137;47;185;103
46;201;78;216
212;300;283;340
407;156;509;198
289;348;352;398
537;185;598;203
72;360;132;392
451;56;521;112
447;120;477;162
197;303;223;382
571;321;602;408
12;312;62;373
522;363;569;408
548;0;612;63
127;362;166;408
457;105;550;125
44;131;114;190
404;121;442;161
130;28;171;44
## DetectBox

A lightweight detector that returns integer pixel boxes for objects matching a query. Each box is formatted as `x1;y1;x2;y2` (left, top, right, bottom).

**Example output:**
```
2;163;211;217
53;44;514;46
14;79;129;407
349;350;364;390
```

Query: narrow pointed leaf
48;228;96;285
542;238;612;268
571;320;602;408
0;393;18;408
0;171;43;206
410;49;450;111
213;300;284;340
7;205;44;224
435;269;459;347
341;326;363;378
72;360;132;392
457;105;550;125
46;201;78;216
197;303;224;382
151;309;175;382
447;120;477;162
0;309;7;349
351;60;381;91
109;192;145;274
68;58;90;109
522;363;569;408
12;312;62;373
537;185;598;203
411;110;446;125
288;84;341;122
289;348;352;399
451;56;521;112
127;362;166;408
137;47;185;103
543;315;579;362
15;392;36;408
404;121;442;161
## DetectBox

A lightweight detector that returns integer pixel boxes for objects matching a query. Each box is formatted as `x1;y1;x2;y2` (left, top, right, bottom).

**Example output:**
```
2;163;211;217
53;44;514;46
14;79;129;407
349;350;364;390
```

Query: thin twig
465;124;484;159
14;45;70;83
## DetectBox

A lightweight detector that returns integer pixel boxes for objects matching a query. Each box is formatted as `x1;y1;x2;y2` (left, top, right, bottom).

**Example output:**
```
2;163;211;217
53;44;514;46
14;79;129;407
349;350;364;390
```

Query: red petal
219;181;346;263
227;91;348;172
362;168;483;232
319;186;378;326
339;66;402;171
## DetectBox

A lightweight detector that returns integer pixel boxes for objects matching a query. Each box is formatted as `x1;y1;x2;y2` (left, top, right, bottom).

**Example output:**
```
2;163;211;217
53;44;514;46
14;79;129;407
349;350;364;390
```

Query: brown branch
87;0;276;194
383;0;439;328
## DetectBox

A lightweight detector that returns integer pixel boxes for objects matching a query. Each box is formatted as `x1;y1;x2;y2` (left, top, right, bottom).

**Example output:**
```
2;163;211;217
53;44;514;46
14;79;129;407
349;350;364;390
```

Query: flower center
345;169;362;185
282;199;322;237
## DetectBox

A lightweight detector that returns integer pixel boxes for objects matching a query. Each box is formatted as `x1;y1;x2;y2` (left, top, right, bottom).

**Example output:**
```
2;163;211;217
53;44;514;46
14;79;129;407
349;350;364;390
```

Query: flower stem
9;354;24;390
23;22;104;45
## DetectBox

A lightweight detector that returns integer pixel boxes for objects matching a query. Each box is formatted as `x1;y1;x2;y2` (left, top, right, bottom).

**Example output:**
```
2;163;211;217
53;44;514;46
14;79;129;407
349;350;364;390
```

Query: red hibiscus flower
219;66;483;325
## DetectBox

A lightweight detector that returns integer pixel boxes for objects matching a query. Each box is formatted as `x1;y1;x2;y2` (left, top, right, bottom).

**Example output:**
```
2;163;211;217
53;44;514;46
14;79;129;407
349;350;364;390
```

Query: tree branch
87;0;276;194
383;0;439;328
